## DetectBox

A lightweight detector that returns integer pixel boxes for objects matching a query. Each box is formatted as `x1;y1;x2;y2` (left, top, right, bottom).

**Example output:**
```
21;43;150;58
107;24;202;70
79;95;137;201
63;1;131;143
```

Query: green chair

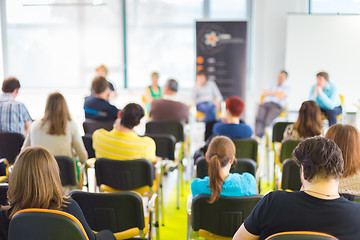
232;138;258;163
281;159;301;191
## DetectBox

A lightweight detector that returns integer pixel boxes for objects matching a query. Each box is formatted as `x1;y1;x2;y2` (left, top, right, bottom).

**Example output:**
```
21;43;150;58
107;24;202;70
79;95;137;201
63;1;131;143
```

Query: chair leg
160;165;165;226
177;163;180;209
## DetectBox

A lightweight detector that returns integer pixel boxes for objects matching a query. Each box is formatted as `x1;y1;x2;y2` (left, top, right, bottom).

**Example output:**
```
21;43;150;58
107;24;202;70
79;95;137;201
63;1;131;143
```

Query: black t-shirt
244;190;360;240
84;96;118;121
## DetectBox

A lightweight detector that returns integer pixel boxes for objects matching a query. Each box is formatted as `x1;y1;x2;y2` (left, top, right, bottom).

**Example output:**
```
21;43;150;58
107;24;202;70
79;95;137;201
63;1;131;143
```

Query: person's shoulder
229;172;256;182
140;135;155;144
93;128;110;138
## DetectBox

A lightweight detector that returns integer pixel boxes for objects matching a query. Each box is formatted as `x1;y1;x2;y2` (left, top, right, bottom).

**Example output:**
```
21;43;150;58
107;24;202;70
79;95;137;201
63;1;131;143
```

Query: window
311;0;360;14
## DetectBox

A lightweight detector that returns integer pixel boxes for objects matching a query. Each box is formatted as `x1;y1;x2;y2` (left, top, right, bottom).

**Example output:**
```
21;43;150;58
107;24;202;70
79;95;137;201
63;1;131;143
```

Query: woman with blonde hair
22;92;87;178
0;147;115;239
191;136;257;203
283;100;322;142
325;124;360;196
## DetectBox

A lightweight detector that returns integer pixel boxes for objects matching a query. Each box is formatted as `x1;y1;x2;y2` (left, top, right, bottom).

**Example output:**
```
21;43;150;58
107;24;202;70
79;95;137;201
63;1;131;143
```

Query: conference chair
265;231;338;240
195;157;256;179
54;156;78;188
187;194;263;240
82;135;95;159
0;132;24;170
0;183;8;206
232;138;258;163
279;140;301;164
8;209;90;240
281;159;301;191
82;119;114;136
70;190;156;240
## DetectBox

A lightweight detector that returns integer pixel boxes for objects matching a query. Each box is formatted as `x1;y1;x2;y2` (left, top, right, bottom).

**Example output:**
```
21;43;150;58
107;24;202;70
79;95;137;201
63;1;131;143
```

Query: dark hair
325;124;360;178
280;70;288;78
91;76;109;94
196;69;208;78
293;136;344;182
225;96;245;117
120;103;144;129
317;72;329;81
2;77;20;93
293;101;322;138
166;79;178;92
207;136;235;203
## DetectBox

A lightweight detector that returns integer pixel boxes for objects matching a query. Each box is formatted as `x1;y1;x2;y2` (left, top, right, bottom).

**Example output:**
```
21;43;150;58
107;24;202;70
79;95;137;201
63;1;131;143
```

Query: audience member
192;70;223;122
84;76;118;121
0;77;32;135
326;124;360;196
93;103;156;162
149;79;189;123
0;147;115;240
213;96;252;139
283;100;322;142
191;136;257;203
309;71;342;126
95;64;116;99
22;92;87;167
233;136;360;240
255;70;289;138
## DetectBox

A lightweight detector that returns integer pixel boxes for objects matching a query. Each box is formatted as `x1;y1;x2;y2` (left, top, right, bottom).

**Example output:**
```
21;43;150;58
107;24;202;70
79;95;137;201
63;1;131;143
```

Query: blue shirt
213;122;253;139
191;172;257;197
84;95;119;121
0;93;32;134
309;82;341;110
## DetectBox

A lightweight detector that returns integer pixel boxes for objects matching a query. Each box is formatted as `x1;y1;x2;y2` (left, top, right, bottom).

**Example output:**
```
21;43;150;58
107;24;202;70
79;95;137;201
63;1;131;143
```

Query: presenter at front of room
309;72;342;126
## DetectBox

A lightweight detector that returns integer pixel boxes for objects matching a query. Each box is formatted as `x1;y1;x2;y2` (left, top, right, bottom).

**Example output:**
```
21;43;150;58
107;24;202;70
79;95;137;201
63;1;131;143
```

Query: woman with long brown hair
191;136;257;203
325;124;360;196
0;147;115;239
283;100;322;142
22;92;87;166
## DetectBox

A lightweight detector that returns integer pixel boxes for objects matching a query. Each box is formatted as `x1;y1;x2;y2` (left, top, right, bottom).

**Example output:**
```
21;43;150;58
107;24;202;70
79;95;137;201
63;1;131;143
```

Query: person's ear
205;153;210;163
117;110;122;119
229;156;235;165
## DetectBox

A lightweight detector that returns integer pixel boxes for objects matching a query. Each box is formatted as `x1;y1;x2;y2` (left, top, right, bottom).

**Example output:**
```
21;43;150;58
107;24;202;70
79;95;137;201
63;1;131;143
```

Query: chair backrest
192;194;263;237
196;157;256;179
272;122;293;143
70;191;145;233
281;159;301;191
82;119;114;136
95;158;153;190
265;231;338;240
0;183;8;206
279;140;301;163
54;156;77;186
205;120;219;141
0;132;25;164
9;208;89;240
232;138;258;162
82;135;95;159
145;133;176;160
145;120;184;142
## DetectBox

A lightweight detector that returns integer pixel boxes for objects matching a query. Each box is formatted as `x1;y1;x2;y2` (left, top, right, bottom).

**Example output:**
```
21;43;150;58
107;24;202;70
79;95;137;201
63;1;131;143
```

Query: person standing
309;71;342;126
255;70;289;138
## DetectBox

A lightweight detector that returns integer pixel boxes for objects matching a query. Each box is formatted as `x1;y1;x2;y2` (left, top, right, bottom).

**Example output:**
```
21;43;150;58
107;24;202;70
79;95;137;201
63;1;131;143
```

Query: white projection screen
285;14;360;112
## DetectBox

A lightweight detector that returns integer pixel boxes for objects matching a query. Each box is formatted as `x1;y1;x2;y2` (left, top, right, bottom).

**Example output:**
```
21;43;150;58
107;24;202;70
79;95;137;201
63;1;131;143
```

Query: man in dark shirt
233;136;360;240
149;79;189;123
84;76;118;121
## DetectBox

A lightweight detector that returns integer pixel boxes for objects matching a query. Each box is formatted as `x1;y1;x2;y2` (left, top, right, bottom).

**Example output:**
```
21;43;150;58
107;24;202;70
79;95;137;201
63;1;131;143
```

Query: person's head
293;101;322;138
206;136;236;203
8;147;67;219
96;64;108;77
196;70;208;86
293;136;344;185
316;71;329;89
325;124;360;178
163;79;178;95
41;92;71;135
119;103;145;130
91;76;110;98
2;77;20;96
151;72;159;85
225;96;245;118
277;70;288;85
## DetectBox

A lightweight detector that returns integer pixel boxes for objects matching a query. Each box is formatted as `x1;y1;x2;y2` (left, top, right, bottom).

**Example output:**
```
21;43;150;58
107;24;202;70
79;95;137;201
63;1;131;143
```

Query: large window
311;0;360;14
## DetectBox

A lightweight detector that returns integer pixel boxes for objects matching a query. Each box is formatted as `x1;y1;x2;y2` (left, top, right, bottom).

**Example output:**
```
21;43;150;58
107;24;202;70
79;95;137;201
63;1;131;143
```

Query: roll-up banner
196;21;247;100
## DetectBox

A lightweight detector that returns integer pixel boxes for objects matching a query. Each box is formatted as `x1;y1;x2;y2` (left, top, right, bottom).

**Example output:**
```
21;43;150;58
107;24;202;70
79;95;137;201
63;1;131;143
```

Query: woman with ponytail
191;136;257;203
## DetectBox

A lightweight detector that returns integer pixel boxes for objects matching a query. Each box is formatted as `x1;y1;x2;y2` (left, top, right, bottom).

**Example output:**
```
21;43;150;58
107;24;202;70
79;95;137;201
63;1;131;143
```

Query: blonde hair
41;92;71;135
7;147;68;219
96;64;108;75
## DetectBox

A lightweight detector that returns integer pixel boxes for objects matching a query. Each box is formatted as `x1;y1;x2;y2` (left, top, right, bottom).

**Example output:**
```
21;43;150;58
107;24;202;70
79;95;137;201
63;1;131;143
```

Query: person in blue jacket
191;136;257;203
309;71;342;126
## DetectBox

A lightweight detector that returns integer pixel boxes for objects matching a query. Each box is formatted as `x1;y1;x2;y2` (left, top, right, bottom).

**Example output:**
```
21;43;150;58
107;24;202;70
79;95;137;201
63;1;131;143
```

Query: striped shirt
0;93;32;134
92;128;156;162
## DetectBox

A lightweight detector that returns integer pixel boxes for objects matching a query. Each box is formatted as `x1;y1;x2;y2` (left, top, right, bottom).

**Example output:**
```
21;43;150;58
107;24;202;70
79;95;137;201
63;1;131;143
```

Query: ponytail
208;154;224;203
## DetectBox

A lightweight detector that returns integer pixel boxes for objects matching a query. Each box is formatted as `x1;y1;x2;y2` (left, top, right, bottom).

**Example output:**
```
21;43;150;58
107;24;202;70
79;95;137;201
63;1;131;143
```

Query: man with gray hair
149;78;189;123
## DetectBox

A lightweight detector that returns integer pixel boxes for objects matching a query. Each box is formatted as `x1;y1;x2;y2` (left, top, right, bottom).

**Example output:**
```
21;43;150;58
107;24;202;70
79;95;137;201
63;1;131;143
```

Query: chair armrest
148;193;157;212
86;158;96;167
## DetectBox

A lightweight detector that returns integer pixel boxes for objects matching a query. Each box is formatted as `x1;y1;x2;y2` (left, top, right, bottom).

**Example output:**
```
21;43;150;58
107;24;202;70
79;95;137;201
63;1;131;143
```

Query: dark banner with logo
196;21;247;100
